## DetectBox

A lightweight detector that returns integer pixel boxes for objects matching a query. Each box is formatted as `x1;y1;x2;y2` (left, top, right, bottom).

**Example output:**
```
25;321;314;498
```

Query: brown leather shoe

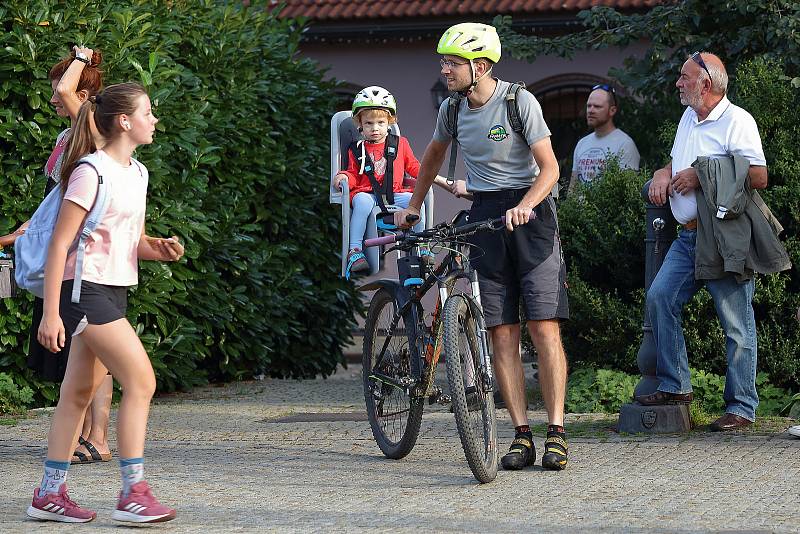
634;390;693;405
710;413;752;431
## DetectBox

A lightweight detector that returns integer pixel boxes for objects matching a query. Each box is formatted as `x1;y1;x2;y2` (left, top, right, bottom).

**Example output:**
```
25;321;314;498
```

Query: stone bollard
617;180;690;433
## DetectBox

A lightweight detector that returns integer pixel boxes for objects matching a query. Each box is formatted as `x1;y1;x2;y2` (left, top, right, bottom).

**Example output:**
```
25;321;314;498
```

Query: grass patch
0;418;18;426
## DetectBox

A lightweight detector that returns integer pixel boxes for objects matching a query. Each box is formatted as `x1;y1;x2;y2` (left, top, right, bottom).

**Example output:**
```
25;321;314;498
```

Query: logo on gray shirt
487;124;509;142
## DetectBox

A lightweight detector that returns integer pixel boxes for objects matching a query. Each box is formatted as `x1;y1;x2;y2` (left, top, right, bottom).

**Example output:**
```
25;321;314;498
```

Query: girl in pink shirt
28;82;183;524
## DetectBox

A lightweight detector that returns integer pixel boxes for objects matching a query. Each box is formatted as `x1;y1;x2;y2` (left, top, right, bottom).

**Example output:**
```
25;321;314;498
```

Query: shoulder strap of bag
382;133;399;205
444;94;463;185
506;82;527;137
349;140;389;212
70;156;111;303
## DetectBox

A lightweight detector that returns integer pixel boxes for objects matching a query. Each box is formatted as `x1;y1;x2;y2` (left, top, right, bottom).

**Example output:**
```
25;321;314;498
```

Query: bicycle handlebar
380;213;419;226
364;216;506;249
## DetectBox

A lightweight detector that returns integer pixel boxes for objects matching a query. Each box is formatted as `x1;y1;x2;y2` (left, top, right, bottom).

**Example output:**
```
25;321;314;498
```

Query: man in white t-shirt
569;84;640;192
635;52;768;431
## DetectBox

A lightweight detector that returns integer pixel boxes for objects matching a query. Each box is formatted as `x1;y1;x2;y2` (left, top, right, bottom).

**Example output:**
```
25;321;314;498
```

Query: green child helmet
437;23;502;63
352;86;397;116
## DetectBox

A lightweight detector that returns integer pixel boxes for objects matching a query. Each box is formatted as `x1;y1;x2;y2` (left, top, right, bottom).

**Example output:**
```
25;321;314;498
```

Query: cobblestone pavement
1;364;798;533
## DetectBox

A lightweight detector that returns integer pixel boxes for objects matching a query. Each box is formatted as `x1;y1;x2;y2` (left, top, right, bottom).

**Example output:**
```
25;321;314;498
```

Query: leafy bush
566;367;795;416
556;160;646;372
0;372;34;415
566;367;637;414
0;1;361;402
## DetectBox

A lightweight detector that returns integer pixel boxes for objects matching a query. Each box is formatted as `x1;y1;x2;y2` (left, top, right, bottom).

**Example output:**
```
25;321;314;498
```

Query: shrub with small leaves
0;1;361;403
0;372;34;415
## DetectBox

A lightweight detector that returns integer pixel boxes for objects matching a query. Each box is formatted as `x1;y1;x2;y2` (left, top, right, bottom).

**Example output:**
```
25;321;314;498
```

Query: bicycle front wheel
362;288;424;459
443;294;498;483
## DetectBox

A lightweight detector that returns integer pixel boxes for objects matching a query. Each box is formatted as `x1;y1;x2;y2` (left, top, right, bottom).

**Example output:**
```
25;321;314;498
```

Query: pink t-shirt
62;150;149;287
45;129;70;179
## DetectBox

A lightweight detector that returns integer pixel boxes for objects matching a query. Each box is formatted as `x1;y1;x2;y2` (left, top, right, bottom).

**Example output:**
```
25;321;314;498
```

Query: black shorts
27;297;71;382
468;189;569;327
59;280;128;337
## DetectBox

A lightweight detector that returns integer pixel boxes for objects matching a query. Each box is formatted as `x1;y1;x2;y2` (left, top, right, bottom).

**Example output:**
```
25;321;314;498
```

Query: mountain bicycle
360;211;506;483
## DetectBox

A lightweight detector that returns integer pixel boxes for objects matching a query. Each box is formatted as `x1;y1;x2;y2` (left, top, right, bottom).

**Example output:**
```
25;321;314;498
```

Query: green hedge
0;0;361;404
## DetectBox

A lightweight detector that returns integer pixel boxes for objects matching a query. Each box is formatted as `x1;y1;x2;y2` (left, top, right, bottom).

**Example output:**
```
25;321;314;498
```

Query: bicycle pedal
427;385;442;405
397;376;416;387
435;394;452;405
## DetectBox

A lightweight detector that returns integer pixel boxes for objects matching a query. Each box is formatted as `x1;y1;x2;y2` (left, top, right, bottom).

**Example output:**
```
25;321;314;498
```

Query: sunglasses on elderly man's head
591;83;617;106
690;51;712;79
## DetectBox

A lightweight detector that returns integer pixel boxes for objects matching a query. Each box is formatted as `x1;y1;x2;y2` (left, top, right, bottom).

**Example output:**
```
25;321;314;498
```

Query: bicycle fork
469;270;495;393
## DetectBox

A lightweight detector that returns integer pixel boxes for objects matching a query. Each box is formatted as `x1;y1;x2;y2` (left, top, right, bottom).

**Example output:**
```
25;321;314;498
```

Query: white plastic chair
330;110;434;278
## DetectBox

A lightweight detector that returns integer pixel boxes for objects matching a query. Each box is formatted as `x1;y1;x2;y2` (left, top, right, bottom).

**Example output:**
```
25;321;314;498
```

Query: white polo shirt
669;96;765;224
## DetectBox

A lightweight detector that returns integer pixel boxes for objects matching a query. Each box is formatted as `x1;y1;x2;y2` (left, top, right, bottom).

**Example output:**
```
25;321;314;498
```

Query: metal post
617;180;688;433
634;180;676;397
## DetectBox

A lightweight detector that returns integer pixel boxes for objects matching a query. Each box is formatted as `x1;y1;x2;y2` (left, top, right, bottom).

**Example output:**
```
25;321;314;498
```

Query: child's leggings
349;192;425;251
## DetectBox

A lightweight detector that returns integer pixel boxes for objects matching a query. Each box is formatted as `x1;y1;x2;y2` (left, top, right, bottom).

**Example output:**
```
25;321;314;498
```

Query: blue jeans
645;230;758;421
349;192;424;251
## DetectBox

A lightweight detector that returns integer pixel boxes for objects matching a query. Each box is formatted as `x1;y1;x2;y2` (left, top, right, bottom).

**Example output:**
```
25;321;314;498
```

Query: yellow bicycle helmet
437;23;501;63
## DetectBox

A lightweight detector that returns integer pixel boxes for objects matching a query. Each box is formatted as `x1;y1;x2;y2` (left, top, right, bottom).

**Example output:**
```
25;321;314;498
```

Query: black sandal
71;437;112;464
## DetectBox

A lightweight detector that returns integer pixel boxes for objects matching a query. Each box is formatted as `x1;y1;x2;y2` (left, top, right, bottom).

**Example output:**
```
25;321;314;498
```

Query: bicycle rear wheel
362;288;424;459
443;294;498;483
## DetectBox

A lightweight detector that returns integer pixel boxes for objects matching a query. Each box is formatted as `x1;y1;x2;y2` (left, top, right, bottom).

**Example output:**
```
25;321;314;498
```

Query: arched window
334;82;363;112
529;74;612;179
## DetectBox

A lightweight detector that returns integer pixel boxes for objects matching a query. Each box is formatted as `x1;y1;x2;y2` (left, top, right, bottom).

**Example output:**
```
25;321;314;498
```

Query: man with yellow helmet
395;22;569;472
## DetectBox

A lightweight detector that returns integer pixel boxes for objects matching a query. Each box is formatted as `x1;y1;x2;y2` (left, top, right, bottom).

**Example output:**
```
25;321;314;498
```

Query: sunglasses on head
690;51;712;79
592;83;617;106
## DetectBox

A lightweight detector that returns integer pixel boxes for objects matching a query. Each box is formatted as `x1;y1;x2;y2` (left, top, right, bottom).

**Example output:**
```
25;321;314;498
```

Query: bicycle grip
380;213;419;226
364;234;398;248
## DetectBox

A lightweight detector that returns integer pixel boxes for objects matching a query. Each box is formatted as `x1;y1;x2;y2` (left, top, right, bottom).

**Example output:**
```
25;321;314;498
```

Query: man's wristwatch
74;51;90;64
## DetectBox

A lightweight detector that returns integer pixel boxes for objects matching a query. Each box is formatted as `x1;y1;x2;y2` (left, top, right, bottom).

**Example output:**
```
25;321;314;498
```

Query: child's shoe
111;481;176;524
27;485;96;523
346;248;369;279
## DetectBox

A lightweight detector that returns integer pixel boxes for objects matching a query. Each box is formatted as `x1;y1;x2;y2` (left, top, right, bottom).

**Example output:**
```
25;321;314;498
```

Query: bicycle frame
366;231;494;400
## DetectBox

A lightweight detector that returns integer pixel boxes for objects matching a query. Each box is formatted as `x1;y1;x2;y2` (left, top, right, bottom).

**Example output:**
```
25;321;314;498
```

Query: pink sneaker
111;481;176;523
27;485;96;523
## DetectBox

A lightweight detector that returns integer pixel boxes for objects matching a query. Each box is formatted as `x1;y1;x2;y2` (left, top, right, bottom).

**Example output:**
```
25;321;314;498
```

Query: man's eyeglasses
440;58;469;69
690;51;711;80
592;83;617;106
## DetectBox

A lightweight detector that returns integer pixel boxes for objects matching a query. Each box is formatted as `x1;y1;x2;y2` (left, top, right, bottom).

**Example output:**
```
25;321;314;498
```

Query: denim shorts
468;189;569;327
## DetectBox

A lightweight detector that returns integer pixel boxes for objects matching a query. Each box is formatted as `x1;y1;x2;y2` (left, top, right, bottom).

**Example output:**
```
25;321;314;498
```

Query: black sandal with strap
71;436;112;464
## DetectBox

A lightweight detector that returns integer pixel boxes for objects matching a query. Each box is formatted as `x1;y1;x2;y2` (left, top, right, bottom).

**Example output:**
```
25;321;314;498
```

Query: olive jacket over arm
693;154;791;282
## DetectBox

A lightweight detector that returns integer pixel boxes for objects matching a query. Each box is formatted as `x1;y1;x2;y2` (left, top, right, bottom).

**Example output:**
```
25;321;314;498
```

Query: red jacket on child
341;136;420;204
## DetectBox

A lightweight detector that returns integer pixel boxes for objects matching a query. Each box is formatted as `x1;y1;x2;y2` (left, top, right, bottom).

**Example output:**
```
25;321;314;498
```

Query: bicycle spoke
363;289;423;459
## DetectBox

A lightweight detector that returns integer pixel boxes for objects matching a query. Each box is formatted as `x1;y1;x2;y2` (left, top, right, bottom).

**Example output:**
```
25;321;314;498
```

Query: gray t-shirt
571;128;640;184
433;79;551;192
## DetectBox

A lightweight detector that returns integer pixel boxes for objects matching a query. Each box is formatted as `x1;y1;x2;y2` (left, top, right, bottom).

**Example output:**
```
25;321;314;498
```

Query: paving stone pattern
1;365;798;533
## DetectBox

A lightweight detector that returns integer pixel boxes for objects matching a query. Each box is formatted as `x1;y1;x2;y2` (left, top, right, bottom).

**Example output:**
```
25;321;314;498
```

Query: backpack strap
383;133;399;205
349;140;389;212
70;156;111;303
444;94;463;185
506;82;527;137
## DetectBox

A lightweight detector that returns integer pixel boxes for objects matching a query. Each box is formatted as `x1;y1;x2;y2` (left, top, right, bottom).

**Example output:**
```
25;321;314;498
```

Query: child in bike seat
334;86;425;278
